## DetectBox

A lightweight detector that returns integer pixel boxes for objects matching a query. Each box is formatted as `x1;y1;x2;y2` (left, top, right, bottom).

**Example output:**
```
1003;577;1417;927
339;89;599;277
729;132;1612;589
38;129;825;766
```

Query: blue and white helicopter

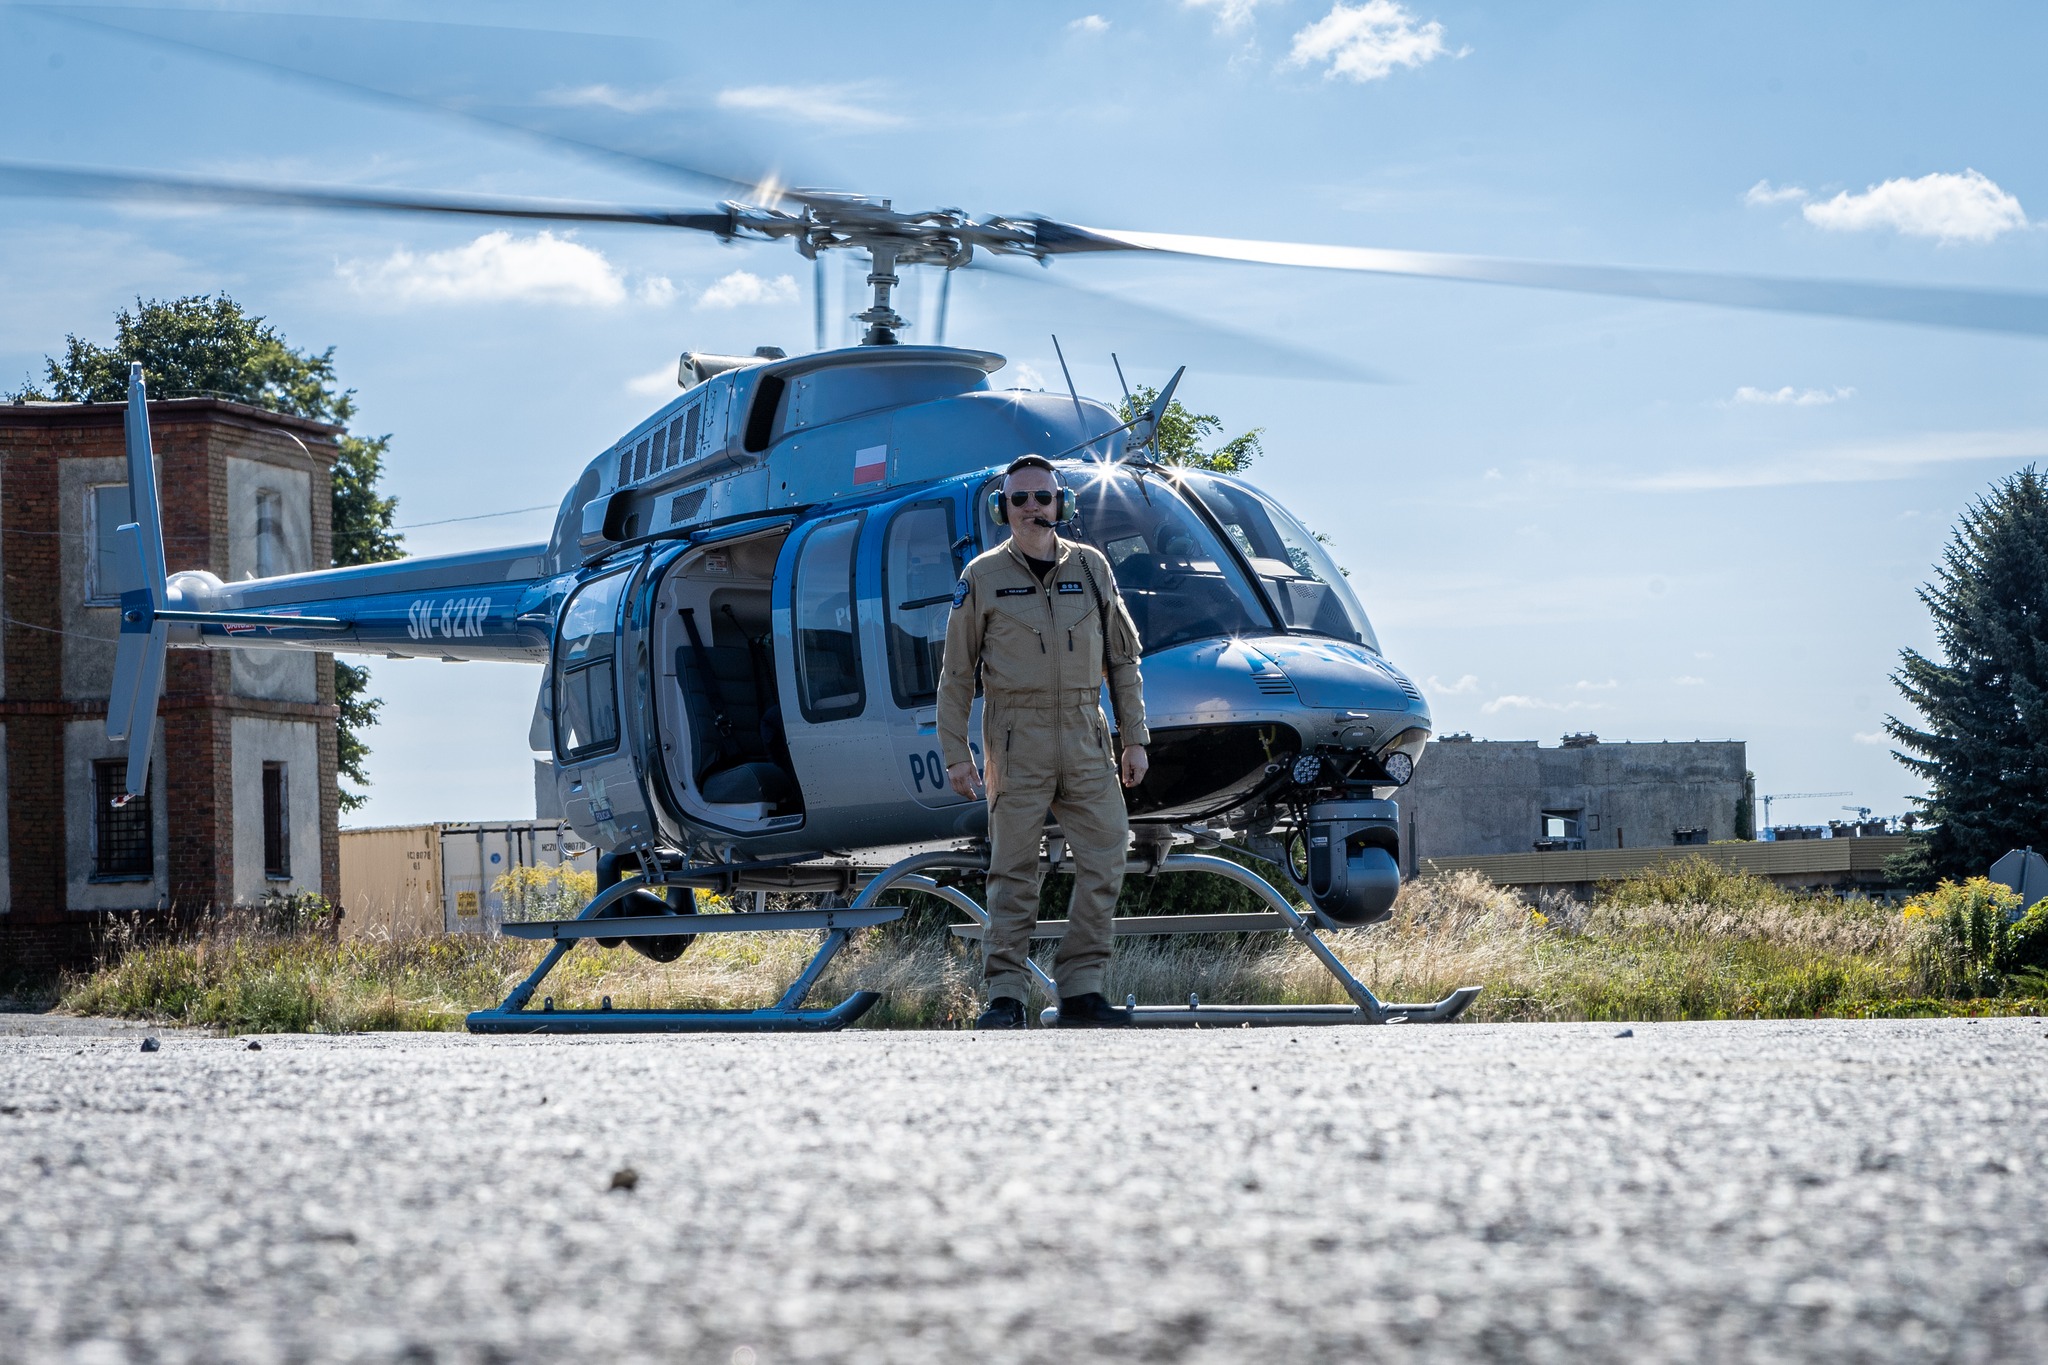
17;17;2047;1030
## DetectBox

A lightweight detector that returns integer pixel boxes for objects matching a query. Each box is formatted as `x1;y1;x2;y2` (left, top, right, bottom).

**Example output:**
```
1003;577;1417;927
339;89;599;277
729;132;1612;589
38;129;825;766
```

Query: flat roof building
1396;733;1750;874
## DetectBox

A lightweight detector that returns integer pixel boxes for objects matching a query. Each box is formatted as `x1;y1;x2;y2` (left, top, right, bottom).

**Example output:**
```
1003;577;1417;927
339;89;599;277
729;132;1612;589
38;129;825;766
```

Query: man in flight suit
937;454;1150;1029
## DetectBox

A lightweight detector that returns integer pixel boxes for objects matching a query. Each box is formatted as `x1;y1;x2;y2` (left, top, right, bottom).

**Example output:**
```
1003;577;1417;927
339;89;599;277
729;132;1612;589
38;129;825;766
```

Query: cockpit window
1066;469;1276;654
1178;472;1381;652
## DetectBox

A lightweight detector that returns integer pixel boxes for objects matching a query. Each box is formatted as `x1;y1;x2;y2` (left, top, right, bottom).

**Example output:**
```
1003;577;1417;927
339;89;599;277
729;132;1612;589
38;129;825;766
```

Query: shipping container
339;820;593;938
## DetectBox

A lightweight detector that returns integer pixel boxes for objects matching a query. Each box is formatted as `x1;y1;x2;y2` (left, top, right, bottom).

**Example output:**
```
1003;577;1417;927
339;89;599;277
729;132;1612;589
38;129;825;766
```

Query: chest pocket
982;584;1049;667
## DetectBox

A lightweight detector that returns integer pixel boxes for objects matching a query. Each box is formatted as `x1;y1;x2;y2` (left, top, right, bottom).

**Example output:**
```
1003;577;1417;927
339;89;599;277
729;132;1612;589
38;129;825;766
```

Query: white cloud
1730;385;1855;406
1853;730;1890;745
1744;179;1809;207
715;83;905;130
1628;426;2048;492
1672;675;1707;687
626;365;679;397
338;231;629;306
1575;678;1618;691
542;83;677;114
1185;0;1276;31
1481;695;1603;715
1482;467;1504;481
1068;14;1111;34
1006;361;1048;390
1802;169;2026;244
1288;2;1459;83
1427;673;1479;695
695;270;799;311
637;276;677;306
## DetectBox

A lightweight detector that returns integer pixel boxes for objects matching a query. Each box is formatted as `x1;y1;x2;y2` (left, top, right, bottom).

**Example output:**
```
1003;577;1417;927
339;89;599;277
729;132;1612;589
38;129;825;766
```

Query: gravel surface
2;1017;2044;1363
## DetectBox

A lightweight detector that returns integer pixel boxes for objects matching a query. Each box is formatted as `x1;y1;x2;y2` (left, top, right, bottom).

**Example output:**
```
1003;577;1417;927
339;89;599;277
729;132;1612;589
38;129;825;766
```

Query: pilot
938;454;1150;1029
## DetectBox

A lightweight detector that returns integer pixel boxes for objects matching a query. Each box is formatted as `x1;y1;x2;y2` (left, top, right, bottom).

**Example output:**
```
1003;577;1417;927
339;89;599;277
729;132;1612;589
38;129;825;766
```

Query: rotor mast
762;192;1041;346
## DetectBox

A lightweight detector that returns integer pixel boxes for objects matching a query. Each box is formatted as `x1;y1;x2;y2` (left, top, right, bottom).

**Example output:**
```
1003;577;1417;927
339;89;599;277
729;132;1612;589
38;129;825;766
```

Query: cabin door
550;565;657;853
876;492;981;809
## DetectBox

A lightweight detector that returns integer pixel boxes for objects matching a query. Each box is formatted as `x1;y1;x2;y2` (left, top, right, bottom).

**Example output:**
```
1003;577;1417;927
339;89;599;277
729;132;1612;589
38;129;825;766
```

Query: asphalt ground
2;1016;2044;1364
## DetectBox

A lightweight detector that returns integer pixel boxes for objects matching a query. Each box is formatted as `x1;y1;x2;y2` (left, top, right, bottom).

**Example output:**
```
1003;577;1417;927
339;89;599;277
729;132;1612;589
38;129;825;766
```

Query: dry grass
57;861;2048;1033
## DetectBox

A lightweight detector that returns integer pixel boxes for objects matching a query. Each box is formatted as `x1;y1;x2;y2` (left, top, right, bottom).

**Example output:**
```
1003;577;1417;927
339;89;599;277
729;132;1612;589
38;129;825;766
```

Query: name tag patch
1058;581;1085;594
996;586;1035;597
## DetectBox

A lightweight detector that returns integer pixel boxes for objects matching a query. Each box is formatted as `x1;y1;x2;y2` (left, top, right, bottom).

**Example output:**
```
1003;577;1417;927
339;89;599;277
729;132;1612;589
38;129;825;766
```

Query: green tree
1116;384;1263;472
12;295;402;811
1888;467;2048;880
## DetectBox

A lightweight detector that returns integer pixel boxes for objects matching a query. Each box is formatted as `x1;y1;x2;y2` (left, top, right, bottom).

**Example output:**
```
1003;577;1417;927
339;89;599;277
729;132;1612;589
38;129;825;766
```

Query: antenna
1125;365;1186;457
1050;334;1098;461
1111;352;1135;413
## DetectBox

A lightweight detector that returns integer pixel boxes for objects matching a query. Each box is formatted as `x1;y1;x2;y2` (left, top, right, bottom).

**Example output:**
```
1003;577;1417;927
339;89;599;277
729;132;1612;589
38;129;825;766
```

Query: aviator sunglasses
1006;490;1058;507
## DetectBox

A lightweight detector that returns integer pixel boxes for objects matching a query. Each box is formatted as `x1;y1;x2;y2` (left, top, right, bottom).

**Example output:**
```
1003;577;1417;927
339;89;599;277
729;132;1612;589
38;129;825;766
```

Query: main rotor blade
966;255;1389;383
1040;223;2048;340
0;163;737;234
32;6;830;208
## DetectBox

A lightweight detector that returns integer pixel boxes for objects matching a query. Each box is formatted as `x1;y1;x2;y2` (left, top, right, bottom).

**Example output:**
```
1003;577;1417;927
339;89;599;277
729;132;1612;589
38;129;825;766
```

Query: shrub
1903;876;2023;996
1599;854;1789;910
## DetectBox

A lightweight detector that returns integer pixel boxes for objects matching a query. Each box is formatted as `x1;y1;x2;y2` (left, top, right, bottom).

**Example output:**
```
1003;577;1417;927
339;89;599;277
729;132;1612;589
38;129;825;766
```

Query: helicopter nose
1248;637;1428;716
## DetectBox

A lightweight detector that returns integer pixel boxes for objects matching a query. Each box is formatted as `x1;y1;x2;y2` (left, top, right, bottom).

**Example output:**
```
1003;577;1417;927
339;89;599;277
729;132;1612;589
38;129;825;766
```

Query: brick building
0;397;342;971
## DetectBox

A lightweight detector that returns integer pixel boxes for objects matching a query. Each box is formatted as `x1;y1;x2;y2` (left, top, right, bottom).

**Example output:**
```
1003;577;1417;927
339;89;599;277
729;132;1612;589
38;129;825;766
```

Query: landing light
1382;751;1414;786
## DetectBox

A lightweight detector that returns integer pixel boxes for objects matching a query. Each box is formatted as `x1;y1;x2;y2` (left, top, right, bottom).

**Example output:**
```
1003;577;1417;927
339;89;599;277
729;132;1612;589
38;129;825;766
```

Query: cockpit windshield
1177;472;1381;652
1065;469;1275;654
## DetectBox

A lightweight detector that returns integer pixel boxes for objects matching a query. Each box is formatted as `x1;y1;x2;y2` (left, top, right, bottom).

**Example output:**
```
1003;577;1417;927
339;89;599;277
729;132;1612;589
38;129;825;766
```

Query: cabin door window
554;569;630;759
882;499;957;708
793;515;865;722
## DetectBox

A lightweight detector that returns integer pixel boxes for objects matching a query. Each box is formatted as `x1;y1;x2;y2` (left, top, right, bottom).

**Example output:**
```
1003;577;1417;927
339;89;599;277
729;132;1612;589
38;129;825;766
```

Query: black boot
1056;992;1133;1028
976;996;1028;1030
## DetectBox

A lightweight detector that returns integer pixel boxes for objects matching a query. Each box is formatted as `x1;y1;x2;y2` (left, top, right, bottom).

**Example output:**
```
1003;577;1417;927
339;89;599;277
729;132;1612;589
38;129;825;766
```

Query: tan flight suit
937;536;1149;1002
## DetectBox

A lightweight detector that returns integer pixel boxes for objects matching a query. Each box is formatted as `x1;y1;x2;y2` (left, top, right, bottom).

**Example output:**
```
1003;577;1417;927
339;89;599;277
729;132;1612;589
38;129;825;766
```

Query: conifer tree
1888;467;2048;879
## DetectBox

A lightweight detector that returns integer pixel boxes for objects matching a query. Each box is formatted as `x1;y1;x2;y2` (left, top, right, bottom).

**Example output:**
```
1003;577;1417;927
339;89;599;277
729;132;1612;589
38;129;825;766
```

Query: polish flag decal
853;444;888;485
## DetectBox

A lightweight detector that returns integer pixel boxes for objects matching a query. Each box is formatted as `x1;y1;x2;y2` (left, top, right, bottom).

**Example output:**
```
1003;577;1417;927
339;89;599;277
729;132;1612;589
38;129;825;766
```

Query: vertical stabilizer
104;363;170;801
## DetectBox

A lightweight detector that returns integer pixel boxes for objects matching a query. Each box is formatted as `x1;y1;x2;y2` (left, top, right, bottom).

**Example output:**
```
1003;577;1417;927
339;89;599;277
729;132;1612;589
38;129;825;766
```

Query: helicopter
15;13;2048;1032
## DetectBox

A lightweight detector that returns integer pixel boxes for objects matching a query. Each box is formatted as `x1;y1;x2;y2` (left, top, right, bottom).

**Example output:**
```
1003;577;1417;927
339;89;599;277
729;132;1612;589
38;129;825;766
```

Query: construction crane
1760;791;1852;828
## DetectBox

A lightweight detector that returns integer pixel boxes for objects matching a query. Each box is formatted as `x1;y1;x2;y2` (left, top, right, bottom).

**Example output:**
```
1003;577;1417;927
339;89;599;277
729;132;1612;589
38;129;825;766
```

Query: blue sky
4;1;2045;830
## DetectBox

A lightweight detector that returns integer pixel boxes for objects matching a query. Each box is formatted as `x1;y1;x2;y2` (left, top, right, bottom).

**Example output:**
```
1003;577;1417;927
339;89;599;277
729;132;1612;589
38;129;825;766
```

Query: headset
987;457;1076;525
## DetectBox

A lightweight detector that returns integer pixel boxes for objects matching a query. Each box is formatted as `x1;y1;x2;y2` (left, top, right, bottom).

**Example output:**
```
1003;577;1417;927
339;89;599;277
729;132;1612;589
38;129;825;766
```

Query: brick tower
0;397;342;972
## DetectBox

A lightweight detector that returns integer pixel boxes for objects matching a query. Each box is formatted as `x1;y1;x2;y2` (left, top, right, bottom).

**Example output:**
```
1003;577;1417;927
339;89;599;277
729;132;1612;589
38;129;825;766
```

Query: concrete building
0;396;341;970
1395;733;1750;873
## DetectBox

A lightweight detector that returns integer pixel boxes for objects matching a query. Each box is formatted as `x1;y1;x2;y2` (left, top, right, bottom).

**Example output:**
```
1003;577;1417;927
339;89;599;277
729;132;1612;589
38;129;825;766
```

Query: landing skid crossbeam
857;848;1481;1029
464;876;903;1035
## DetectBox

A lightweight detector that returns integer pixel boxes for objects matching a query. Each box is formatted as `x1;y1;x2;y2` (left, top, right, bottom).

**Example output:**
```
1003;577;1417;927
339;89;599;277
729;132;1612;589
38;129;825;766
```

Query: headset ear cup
988;489;1006;524
1059;488;1075;522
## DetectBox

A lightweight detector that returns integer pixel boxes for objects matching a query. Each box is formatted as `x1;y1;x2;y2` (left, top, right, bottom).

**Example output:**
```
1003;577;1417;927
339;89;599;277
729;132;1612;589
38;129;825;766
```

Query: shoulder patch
1057;581;1085;594
950;580;970;610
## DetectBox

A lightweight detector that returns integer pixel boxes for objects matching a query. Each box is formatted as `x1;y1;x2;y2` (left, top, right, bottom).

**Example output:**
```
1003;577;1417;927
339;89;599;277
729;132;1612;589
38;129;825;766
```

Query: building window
91;759;153;880
262;762;291;879
255;489;286;579
86;484;133;605
1535;809;1585;852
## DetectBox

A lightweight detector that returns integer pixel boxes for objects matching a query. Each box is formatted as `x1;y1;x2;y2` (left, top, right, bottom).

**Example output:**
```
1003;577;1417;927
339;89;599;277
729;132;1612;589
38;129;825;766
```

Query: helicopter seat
674;633;796;810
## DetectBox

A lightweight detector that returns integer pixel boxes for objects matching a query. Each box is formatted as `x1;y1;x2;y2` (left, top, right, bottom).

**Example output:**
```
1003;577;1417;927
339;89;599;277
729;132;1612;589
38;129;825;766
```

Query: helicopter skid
857;848;1482;1028
466;991;882;1035
1041;988;1483;1030
465;877;903;1035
